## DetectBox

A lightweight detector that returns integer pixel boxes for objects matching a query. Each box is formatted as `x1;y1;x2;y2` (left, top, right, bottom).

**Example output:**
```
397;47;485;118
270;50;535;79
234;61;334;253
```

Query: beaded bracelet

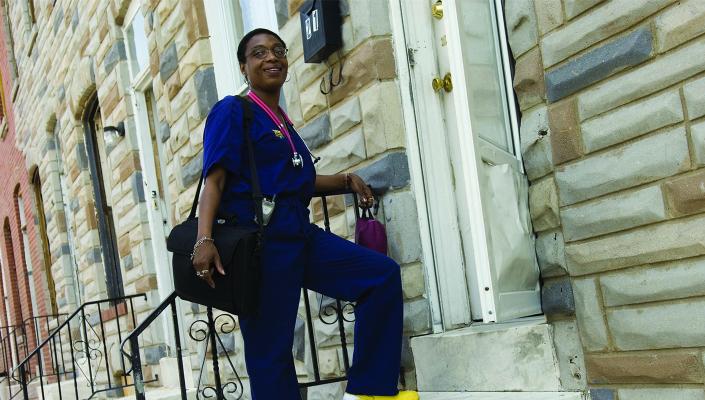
190;236;214;261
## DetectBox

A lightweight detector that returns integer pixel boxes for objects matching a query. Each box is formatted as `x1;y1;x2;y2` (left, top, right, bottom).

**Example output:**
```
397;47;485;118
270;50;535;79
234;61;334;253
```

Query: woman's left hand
349;173;375;208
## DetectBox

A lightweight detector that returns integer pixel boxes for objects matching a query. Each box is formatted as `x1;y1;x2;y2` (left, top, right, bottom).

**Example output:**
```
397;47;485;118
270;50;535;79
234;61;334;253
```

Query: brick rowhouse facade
0;0;53;365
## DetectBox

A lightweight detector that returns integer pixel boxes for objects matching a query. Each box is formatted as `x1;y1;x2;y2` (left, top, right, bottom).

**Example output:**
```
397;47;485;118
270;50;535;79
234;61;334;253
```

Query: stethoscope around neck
247;91;321;168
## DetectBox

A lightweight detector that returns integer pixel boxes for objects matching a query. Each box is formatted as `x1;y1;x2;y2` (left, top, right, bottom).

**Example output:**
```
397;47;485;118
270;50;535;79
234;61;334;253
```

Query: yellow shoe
344;390;419;400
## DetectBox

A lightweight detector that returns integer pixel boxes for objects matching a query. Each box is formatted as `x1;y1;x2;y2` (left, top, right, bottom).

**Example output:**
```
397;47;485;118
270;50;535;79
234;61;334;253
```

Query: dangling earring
244;75;250;86
285;72;291;83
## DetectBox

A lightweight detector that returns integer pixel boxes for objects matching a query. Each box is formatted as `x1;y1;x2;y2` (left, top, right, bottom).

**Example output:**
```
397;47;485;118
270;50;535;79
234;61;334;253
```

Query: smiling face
239;33;288;94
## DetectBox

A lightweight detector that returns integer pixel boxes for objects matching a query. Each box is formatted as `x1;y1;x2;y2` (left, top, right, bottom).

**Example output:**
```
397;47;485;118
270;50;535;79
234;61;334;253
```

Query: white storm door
397;0;474;329
434;0;541;322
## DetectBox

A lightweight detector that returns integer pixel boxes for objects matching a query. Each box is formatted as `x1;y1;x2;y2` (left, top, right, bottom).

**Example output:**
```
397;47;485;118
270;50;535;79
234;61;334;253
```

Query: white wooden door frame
124;0;177;349
389;0;472;330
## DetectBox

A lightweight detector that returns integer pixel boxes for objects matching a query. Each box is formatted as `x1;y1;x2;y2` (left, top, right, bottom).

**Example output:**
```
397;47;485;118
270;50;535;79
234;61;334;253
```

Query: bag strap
238;96;265;230
188;96;262;232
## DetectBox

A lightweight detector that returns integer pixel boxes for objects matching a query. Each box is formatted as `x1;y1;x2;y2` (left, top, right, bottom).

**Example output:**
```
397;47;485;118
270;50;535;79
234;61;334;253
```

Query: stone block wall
276;0;429;394
0;0;220;381
509;0;705;398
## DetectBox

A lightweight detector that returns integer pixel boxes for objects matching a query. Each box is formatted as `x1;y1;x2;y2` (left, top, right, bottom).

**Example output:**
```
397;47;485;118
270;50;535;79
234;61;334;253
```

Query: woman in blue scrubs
191;29;418;400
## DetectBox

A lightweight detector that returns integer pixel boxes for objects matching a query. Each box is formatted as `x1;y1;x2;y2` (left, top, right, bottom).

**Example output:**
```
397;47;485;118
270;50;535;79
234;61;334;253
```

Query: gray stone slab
565;215;705;276
159;43;178;81
581;90;682;153
555;127;689;206
194;67;218;119
86;247;102;264
355;152;410;194
600;256;705;307
216;333;235;355
608;298;705;350
159;121;171;143
541;277;575;317
572;278;608;351
122;254;134;271
535;230;568;278
103;40;126;75
546;28;652;102
561;185;666;242
383;190;422;264
684;76;705;119
520;105;553;180
293;317;305;362
589;389;615;400
578;37;705;120
551;320;587;390
403;298;431;334
298;112;331;149
144;344;167;365
44;137;56;151
76;142;88;170
412;322;562;391
180;154;202;188
274;0;288;28
131;171;145;203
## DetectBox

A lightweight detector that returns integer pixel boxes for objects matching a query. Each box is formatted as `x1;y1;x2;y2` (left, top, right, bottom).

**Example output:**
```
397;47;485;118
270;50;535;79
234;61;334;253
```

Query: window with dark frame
31;169;58;314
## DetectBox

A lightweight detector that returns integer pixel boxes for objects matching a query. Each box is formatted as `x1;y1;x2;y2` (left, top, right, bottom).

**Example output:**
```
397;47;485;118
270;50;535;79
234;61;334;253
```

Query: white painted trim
204;0;280;98
204;0;245;97
389;0;443;333
394;0;474;329
444;0;497;322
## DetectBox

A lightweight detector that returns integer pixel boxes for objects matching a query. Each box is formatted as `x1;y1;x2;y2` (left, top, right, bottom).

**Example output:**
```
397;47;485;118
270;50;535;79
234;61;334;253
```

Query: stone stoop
411;317;581;393
110;357;198;400
419;392;586;400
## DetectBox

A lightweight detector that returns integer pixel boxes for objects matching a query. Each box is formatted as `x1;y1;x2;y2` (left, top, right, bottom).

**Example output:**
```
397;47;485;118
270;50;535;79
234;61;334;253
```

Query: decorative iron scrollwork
189;309;244;400
72;313;104;387
318;294;356;325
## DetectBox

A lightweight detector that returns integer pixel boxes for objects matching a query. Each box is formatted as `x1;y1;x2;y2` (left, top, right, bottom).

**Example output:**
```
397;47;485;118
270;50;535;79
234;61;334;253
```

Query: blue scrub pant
239;199;402;399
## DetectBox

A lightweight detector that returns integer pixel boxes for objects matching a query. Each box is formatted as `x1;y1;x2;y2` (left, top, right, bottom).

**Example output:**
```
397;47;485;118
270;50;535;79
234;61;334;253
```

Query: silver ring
196;270;209;278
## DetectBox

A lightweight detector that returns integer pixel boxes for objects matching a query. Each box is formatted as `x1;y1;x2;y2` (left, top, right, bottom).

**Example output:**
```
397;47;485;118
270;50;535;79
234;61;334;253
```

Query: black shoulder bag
166;96;263;316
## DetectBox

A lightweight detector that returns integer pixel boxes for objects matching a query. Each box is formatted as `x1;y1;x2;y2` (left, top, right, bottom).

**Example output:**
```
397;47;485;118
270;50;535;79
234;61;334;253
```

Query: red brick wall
0;1;49;334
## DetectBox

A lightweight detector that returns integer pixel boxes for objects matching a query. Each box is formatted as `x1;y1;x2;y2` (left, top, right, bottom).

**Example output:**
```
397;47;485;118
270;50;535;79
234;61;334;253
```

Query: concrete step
411;317;564;392
419;392;585;400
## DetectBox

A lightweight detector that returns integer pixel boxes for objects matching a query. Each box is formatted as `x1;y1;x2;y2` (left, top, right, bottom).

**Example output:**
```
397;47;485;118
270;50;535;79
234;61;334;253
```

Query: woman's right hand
192;242;226;288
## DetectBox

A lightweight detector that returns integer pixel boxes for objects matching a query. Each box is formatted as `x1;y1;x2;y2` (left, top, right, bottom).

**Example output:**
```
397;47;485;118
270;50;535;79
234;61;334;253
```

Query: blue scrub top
202;95;316;221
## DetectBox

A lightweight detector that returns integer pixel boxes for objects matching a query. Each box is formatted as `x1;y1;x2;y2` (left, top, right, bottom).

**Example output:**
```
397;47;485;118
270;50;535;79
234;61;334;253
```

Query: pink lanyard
247;91;304;168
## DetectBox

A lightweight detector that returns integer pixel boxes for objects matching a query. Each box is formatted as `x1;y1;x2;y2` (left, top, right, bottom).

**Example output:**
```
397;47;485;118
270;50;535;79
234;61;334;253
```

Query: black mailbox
300;0;342;63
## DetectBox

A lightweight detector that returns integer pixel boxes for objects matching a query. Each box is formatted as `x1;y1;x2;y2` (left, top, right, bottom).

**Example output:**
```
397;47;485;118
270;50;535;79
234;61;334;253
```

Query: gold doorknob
432;73;453;93
432;0;443;19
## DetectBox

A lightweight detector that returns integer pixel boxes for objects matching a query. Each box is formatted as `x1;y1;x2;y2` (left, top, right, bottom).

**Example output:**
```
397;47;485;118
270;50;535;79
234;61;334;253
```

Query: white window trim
204;0;279;97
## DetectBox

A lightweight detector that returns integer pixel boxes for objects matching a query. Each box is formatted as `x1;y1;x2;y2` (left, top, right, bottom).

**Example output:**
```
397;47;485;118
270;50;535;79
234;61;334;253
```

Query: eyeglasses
248;46;289;60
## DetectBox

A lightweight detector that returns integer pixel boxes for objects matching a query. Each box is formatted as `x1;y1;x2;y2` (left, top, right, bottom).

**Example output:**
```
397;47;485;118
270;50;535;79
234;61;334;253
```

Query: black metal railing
121;189;362;399
0;314;67;383
10;294;147;400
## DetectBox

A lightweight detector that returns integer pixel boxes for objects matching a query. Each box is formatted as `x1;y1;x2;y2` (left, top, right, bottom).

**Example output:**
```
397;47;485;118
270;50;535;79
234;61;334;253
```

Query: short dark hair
237;28;287;64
